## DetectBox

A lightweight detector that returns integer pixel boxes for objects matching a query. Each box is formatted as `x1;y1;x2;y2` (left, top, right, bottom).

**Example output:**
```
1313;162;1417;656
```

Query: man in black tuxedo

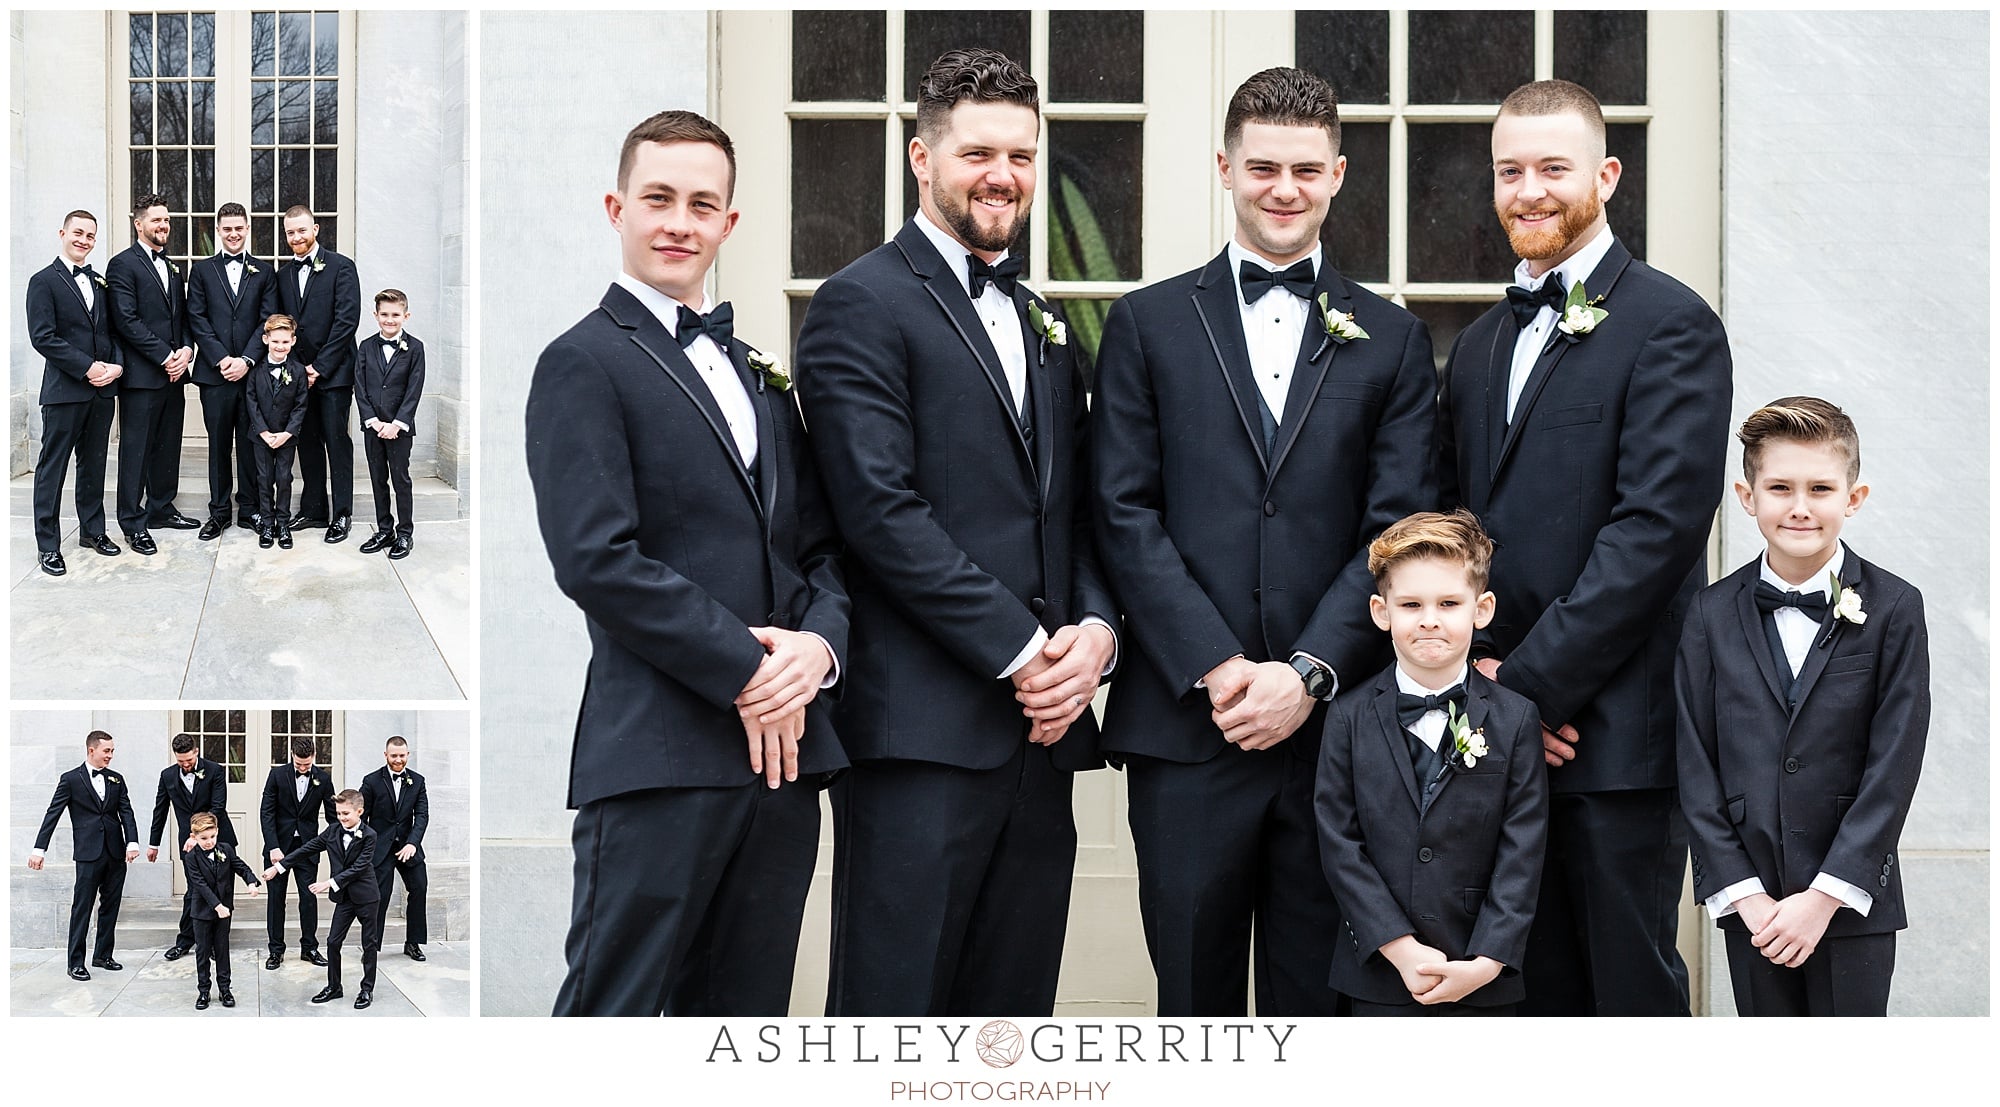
1093;67;1437;1016
273;204;362;542
358;735;430;961
147;732;234;961
186;202;274;539
28;730;141;980
1435;80;1733;1015
106;193;203;552
527;110;850;1016
264;790;381;1009
354;289;426;558
26;209;123;575
798;49;1118;1017
258;737;337;969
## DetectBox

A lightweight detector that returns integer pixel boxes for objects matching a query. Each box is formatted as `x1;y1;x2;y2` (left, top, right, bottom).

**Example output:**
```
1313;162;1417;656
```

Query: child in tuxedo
248;314;309;550
183;812;261;1010
1314;510;1548;1015
263;789;382;1009
355;289;425;559
1678;397;1929;1016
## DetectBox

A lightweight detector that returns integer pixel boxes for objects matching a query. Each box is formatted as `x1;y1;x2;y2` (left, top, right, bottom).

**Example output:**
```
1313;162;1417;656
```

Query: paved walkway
9;942;470;1017
10;459;467;700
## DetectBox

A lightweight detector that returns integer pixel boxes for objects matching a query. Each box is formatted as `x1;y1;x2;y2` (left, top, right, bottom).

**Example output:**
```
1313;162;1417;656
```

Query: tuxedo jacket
184;841;261;920
272;249;362;388
354;332;425;432
259;765;338;857
1677;547;1929;937
280;823;380;904
358;766;429;857
796;220;1118;771
27;259;119;404
1314;667;1548;1006
104;241;190;391
526;284;851;806
1436;235;1732;793
247;361;310;439
1094;249;1437;764
35;765;140;863
186;252;277;383
149;758;235;848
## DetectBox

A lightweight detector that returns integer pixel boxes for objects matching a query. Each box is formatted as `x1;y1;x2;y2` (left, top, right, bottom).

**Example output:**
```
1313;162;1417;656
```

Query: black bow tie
1754;580;1830;622
966;254;1021;299
151;249;171;264
1396;684;1467;731
393;774;407;784
1239;258;1316;304
72;264;91;278
1505;279;1568;328
297;771;312;780
675;302;734;350
223;254;244;264
90;768;105;778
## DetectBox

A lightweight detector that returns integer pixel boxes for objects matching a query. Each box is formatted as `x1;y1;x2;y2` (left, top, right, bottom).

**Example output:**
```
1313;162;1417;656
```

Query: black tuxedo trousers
34;397;115;549
70;853;127;969
296;386;354;520
197;379;259;519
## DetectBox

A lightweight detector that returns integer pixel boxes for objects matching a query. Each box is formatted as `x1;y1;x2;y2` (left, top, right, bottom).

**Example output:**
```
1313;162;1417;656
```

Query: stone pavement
9;940;469;1017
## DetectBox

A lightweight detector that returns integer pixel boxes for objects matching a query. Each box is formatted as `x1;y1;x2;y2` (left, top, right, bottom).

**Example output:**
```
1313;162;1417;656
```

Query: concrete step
112;898;415;950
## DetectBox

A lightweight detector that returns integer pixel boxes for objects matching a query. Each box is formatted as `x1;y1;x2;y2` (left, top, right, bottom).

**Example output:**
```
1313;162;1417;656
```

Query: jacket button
1879;875;1890;887
1885;854;1894;867
1783;757;1799;773
1263;501;1277;517
1418;847;1433;862
1252;588;1261;604
1030;597;1046;615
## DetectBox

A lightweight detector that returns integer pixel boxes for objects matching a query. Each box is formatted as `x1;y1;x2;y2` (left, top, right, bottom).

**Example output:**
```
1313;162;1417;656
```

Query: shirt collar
615;271;711;337
1394;663;1470;697
61;257;88;273
1760;544;1845;596
913;210;1011;299
1227;239;1324;302
1513;223;1615;295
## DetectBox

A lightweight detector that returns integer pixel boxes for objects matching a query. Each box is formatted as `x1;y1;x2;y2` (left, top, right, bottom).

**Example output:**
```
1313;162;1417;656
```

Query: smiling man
273;206;362;543
798;48;1119;1017
1091;66;1437;1015
1435;79;1732;1016
107;194;201;553
187;203;276;538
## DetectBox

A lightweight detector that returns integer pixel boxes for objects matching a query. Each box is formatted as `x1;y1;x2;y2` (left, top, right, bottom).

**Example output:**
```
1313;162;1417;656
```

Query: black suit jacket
280;823;380;904
358;766;429;857
796;220;1118;772
186;253;277;383
273;248;361;388
354;332;426;432
105;241;189;391
1315;667;1548;1005
1677;547;1928;937
1094;249;1437;764
247;361;310;438
1437;235;1732;793
149;759;235;848
35;765;139;863
527;284;851;806
27;259;119;404
184;841;261;920
259;765;337;858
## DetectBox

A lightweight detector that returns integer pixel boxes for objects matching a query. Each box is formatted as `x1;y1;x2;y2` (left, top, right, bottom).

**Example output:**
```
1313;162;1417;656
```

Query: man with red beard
1435;79;1732;1015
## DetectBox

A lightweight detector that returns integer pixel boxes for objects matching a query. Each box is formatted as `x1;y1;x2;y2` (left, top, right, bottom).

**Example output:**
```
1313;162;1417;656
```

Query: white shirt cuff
803;630;842;689
364;417;381;429
1703;877;1767;920
327;878;339;892
999;627;1050;679
31;848;46;860
1080;615;1119;676
273;861;287;874
1811;872;1874;916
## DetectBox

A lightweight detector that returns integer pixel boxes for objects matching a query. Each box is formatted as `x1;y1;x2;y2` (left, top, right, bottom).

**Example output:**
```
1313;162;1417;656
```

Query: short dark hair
375;288;408;309
1498;79;1607;148
385;736;409;749
132;193;170;219
616;109;737;200
1224;67;1341;154
335;789;364;810
216;202;248;222
282;204;314;222
1369;509;1496;593
86;730;115;750
915;48;1039;146
171;733;198;754
289;736;315;759
1738;396;1862;484
63;210;97;229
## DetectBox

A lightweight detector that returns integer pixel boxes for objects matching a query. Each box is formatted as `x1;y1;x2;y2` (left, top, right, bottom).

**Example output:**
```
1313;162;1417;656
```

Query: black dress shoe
163;944;191;961
354;989;373;1010
290;514;329;529
265;954;282;970
277;527;294;550
404;943;426;962
198;518;225;541
258;527;274;549
154;510;202;530
302;950;328;967
69;966;90;981
38;551;66;576
310;986;344;1004
127;531;158;556
325;515;351;544
219;991;236;1008
79;533;122;556
236;514;259;531
388;534;413;560
195;994;210;1010
359;529;394;554
91;958;123;971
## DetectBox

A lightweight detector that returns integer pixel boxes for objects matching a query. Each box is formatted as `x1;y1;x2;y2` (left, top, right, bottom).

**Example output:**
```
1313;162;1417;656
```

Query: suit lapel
53;260;92;316
727;340;780;522
77;769;106;812
893;224;1034;473
1734;570;1792;710
1787;550;1861;722
1268;265;1348;478
1493;242;1635;481
1016;288;1058;503
603;286;763;514
1189;251;1270;473
1371;686;1423;812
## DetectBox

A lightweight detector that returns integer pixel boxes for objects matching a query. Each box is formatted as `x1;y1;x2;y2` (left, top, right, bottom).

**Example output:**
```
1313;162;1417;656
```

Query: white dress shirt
1229;240;1322;425
295;249;317;296
1394;664;1469;752
65;259;94;311
913;211;1031;416
149;248;172;294
616;274;757;467
224;253;244;294
1506;224;1616;422
362;334;414;433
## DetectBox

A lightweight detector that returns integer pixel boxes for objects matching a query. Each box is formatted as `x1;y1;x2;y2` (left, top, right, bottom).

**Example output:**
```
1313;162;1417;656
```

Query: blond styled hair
1369;509;1495;592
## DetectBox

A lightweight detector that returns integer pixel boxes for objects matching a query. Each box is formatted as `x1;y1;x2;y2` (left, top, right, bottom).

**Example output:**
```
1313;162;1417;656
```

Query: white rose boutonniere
1027;302;1067;365
194;769;204;780
1310;292;1370;361
210;850;223;862
1445;702;1489;770
279;366;294;387
311;257;326;274
1819;572;1867;648
246;263;260;274
1555;280;1609;338
396;337;409;353
746;348;791;393
105;773;120;786
92;274;109;288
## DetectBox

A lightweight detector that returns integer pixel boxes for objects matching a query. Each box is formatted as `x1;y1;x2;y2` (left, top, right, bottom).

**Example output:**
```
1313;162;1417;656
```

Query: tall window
269;708;338;766
248;10;342;259
126;11;218;263
181;706;247;783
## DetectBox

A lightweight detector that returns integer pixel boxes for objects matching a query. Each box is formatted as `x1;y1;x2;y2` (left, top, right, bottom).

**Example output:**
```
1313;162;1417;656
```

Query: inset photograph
11;706;469;1017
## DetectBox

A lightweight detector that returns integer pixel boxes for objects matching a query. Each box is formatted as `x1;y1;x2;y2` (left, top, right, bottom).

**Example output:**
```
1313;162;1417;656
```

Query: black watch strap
1289;655;1334;700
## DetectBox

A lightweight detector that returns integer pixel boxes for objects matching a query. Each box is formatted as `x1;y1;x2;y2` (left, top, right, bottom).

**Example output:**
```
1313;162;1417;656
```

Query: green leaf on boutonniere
1556;280;1610;336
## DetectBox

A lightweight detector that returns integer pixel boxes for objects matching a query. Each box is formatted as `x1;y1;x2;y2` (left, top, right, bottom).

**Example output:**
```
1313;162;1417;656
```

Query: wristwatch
1289;655;1336;701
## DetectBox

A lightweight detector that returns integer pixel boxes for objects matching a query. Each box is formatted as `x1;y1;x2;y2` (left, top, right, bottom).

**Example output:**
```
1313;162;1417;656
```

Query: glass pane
1296;11;1390;104
269;734;284;764
279;80;311;144
205;709;224;731
1049;11;1143;103
159;148;189;212
289;709;310;732
170;218;189;259
788;294;812;363
130;14;153;78
280;147;310;210
314;80;338;144
192;13;214;78
202;733;222;761
228;709;245;731
1050;298;1111;389
315;11;339;75
251;10;274;76
902;117;919;222
315;149;338;214
252;148;274;211
157;13;187;78
130;82;154;145
791;118;884;279
318;216;337;253
1048;120;1141;281
251;81;274;145
793;11;884;101
315;737;333;763
280;12;312;76
1408;300;1499;375
192;216;214;256
1555;11;1647;105
315;709;332;732
253;219;275;259
183;708;201;729
1408;12;1533;104
1606;123;1647;263
132;150;153;197
1406;123;1514;283
192;82;214;145
1319;121;1388;284
903;11;1031;103
193;155;215;215
157;81;188;145
229;734;245;775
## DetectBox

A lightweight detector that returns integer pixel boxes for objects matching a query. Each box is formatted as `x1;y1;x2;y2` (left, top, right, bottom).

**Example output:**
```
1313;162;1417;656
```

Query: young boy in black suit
247;314;309;550
354;289;425;559
183;812;261;1010
1315;510;1549;1015
148;732;233;961
263;789;382;1009
1678;397;1929;1016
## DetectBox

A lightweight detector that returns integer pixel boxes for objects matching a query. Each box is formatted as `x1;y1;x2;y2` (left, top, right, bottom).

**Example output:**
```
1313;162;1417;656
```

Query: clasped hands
1200;656;1314;750
735;627;835;789
1731;889;1841;969
1382;935;1503;1005
85;360;124;387
1012;623;1117;746
163;345;194;381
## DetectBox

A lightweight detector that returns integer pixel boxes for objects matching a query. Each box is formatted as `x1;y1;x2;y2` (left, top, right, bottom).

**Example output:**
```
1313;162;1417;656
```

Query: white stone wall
1713;10;1989;1016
